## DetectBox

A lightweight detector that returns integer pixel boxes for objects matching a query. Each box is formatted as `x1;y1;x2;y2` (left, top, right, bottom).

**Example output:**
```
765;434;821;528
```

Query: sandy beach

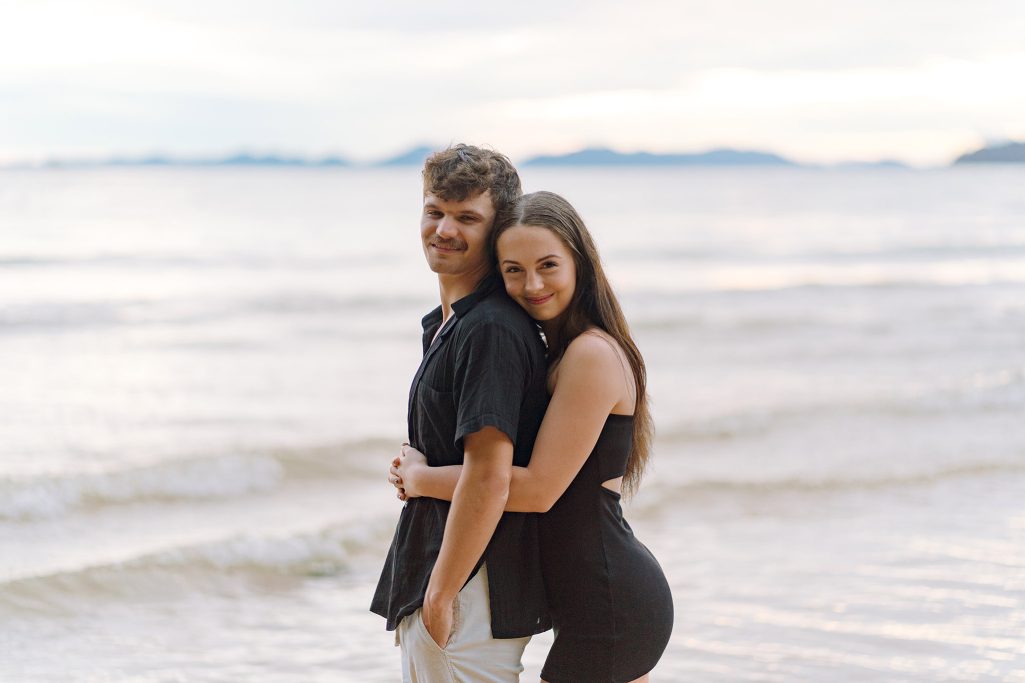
3;165;1025;682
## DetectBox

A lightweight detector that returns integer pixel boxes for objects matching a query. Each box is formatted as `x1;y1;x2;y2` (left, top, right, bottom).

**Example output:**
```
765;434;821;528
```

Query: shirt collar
452;272;502;317
421;272;502;331
421;307;442;332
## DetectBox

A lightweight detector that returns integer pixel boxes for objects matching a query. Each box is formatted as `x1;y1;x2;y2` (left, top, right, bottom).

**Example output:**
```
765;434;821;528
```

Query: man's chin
425;259;493;282
425;256;456;273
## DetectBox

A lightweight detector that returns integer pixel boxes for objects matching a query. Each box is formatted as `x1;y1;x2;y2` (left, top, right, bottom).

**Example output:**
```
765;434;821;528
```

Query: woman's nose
525;270;543;293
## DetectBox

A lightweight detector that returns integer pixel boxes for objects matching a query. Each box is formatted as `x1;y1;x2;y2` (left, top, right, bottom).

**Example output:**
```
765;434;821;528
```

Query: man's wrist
425;585;457;607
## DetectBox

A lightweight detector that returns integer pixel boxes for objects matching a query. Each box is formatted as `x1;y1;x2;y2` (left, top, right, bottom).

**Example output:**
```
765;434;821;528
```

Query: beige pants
397;565;530;683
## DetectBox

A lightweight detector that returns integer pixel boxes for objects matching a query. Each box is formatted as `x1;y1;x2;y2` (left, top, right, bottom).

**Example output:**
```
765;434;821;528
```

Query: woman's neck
539;319;562;354
541;314;597;357
541;319;557;350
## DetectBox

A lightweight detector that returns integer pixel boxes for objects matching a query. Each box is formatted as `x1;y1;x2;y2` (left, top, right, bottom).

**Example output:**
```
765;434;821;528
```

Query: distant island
11;141;1024;170
374;145;434;166
523;147;797;166
37;153;351;169
827;159;909;170
954;141;1025;164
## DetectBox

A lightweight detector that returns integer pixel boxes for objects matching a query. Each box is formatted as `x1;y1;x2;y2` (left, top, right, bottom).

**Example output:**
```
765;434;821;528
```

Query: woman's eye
541;261;558;269
504;266;522;274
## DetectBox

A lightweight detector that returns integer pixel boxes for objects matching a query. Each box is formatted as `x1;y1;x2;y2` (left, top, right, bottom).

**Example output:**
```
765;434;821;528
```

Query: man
371;144;550;682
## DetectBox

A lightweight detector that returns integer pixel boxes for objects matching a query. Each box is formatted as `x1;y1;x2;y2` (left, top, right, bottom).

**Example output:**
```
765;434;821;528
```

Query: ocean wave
0;522;390;613
634;460;1025;511
0;454;284;521
616;269;1025;296
613;243;1025;264
656;371;1025;445
0;254;217;269
0;299;234;331
0;301;130;330
0;293;428;333
241;291;427;315
632;313;818;333
0;251;391;270
0;439;393;522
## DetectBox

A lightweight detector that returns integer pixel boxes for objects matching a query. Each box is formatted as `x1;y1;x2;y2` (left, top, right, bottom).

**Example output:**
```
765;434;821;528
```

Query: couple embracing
371;144;673;682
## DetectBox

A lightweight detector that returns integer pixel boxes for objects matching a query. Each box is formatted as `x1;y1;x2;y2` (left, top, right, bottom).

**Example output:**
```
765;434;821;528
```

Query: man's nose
435;216;458;239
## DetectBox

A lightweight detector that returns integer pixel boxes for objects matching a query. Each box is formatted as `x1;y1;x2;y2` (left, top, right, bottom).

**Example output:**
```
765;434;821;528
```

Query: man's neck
437;270;489;321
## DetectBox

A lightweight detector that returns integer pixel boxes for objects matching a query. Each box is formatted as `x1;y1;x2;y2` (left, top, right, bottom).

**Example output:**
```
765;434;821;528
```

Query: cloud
1;0;1024;163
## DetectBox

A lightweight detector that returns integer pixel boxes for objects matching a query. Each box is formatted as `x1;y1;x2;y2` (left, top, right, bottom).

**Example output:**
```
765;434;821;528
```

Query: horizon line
1;140;1021;170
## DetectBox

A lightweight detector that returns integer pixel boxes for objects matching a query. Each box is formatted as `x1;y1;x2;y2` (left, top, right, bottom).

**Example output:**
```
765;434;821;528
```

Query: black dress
539;414;674;682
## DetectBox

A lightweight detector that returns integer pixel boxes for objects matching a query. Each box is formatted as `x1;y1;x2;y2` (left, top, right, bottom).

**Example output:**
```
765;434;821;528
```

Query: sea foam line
0;454;283;521
657;369;1025;446
0;438;395;522
0;522;390;613
644;460;1025;499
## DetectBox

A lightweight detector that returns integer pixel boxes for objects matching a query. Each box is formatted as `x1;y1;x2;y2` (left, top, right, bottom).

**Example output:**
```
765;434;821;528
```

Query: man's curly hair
422;144;522;218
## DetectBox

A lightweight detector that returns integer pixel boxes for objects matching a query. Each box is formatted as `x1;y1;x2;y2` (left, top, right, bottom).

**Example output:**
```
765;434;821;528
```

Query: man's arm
420;425;512;648
394;333;625;512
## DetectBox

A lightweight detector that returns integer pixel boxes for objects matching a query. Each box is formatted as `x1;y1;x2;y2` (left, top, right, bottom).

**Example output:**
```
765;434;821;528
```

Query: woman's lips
525;294;554;305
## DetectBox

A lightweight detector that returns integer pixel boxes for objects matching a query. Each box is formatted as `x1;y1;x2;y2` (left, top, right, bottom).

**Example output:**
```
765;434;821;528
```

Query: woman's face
496;224;577;322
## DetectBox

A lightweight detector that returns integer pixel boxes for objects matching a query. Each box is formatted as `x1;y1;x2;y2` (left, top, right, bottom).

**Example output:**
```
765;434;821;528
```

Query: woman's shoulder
554;328;636;410
562;328;627;371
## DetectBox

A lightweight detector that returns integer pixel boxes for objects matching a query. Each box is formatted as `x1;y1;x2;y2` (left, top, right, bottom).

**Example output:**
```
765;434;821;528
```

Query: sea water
1;166;1024;682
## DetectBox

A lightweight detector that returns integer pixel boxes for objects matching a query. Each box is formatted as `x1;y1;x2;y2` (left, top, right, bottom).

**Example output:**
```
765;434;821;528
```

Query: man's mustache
431;239;466;250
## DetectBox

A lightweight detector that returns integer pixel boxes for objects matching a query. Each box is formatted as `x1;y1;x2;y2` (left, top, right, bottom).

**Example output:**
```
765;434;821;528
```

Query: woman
391;191;673;683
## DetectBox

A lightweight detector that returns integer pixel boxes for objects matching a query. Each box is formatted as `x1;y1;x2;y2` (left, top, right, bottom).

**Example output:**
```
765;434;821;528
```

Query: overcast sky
2;0;1024;165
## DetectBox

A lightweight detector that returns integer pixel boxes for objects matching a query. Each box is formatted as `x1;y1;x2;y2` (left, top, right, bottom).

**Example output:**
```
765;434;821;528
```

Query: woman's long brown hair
492;191;653;496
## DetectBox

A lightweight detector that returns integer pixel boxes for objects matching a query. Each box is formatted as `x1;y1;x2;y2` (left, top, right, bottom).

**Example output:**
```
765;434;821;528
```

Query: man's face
420;191;496;281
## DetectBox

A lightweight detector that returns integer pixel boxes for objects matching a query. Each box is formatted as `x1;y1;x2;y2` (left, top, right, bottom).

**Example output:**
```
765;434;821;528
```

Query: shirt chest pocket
413;383;457;455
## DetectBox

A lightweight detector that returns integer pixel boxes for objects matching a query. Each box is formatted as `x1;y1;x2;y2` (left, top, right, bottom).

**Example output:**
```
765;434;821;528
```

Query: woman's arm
392;451;462;501
394;333;628;512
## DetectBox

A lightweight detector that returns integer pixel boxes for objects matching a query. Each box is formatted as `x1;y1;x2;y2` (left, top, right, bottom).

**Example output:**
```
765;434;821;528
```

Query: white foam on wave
0;454;284;521
125;524;375;574
650;407;1025;497
614;259;1025;293
659;364;1025;445
647;460;1025;500
0;521;390;614
0;436;396;522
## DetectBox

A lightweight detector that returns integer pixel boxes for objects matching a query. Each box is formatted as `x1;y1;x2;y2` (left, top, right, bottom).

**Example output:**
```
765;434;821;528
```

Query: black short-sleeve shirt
370;274;551;638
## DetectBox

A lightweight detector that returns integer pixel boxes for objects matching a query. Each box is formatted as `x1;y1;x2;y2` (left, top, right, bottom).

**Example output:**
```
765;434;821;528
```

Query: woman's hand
388;443;429;500
388;454;408;501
